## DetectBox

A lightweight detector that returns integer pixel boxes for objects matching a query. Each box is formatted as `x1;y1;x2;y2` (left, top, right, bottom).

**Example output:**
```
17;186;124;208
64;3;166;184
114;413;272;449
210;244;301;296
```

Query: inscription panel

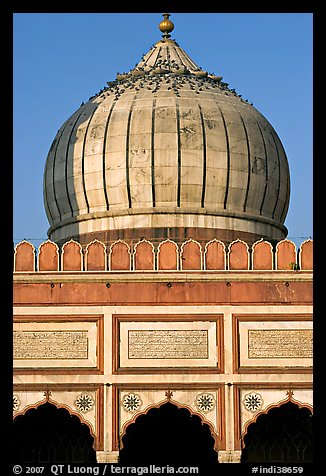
128;330;208;359
238;318;313;369
13;331;88;360
248;329;313;359
119;319;218;369
13;320;99;369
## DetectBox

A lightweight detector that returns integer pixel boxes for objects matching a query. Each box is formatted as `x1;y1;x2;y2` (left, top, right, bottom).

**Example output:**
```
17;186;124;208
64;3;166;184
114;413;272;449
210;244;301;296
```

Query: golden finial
159;13;174;39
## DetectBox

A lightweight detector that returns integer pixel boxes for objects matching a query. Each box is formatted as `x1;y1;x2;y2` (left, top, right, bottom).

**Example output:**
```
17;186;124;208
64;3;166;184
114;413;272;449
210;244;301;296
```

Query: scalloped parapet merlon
13;238;313;272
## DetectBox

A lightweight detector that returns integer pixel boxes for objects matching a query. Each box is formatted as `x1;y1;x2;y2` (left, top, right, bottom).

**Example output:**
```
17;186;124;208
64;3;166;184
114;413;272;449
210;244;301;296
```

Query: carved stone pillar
96;450;119;463
218;450;242;463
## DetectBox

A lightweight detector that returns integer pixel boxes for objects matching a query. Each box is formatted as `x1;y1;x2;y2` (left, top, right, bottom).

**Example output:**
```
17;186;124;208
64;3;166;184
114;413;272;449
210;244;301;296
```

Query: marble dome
43;14;290;245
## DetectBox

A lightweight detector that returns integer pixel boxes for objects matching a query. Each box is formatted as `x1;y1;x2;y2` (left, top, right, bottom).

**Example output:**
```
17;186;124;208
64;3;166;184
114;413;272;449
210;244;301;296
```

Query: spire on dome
159;13;174;39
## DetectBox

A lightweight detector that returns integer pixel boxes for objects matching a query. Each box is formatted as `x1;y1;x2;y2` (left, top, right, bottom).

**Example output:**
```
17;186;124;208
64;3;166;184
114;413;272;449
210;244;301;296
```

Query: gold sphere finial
159;13;174;39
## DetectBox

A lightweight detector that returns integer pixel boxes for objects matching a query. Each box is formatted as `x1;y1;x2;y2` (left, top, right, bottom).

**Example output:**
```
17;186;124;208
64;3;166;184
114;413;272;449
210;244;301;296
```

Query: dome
43;14;290;245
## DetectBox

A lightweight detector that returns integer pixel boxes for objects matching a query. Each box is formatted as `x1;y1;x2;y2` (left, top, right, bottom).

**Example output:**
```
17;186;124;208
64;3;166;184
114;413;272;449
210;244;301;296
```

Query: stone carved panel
248;329;313;359
119;319;218;369
237;318;312;369
13;320;99;369
13;331;88;360
128;330;208;359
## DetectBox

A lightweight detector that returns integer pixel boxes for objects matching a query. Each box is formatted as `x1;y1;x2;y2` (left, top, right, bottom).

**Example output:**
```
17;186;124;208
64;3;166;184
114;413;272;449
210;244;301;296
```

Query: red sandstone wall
13;238;313;272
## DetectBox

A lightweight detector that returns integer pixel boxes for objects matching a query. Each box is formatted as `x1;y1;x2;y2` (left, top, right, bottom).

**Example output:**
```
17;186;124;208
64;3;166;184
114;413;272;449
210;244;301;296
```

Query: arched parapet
180;238;202;270
133;239;155;271
61;239;83;271
275;239;297;270
298;239;313;270
85;239;107;271
157;239;179;270
109;240;132;271
228;239;250;270
204;239;226;270
37;240;60;271
252;239;273;270
14;240;36;272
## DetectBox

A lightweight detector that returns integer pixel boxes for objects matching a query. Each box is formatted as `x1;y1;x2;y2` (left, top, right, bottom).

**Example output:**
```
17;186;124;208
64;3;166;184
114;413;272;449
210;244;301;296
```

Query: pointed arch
37;240;60;271
228;239;250;270
241;400;313;463
14;240;36;272
180;238;202;270
13;401;97;463
275;239;297;270
133;239;155;270
61;239;83;271
252;239;273;270
298;239;313;270
204;239;226;270
157;239;179;270
109;240;131;271
119;400;219;466
85;239;107;271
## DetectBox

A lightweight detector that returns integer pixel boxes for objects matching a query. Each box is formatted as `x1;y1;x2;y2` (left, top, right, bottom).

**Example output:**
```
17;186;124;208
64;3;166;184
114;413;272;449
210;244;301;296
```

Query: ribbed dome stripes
215;105;231;210
256;121;269;216
270;130;282;220
198;103;207;208
176;97;181;207
44;121;68;222
238;114;251;213
53;109;85;221
151;97;157;207
81;106;98;214
102;101;117;210
126;102;134;209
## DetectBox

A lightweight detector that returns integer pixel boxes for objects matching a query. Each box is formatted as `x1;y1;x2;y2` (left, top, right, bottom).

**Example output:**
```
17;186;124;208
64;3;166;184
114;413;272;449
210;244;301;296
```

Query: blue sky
13;13;313;248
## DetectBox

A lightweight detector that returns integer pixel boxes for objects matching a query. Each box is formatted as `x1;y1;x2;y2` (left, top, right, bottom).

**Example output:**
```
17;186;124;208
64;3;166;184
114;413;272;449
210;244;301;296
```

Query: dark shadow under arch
12;402;96;464
119;401;219;467
241;401;313;463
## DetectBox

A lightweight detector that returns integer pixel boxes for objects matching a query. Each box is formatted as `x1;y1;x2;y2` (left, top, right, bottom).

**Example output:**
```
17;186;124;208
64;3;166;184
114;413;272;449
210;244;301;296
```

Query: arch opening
13;402;96;464
119;401;219;467
241;401;313;463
